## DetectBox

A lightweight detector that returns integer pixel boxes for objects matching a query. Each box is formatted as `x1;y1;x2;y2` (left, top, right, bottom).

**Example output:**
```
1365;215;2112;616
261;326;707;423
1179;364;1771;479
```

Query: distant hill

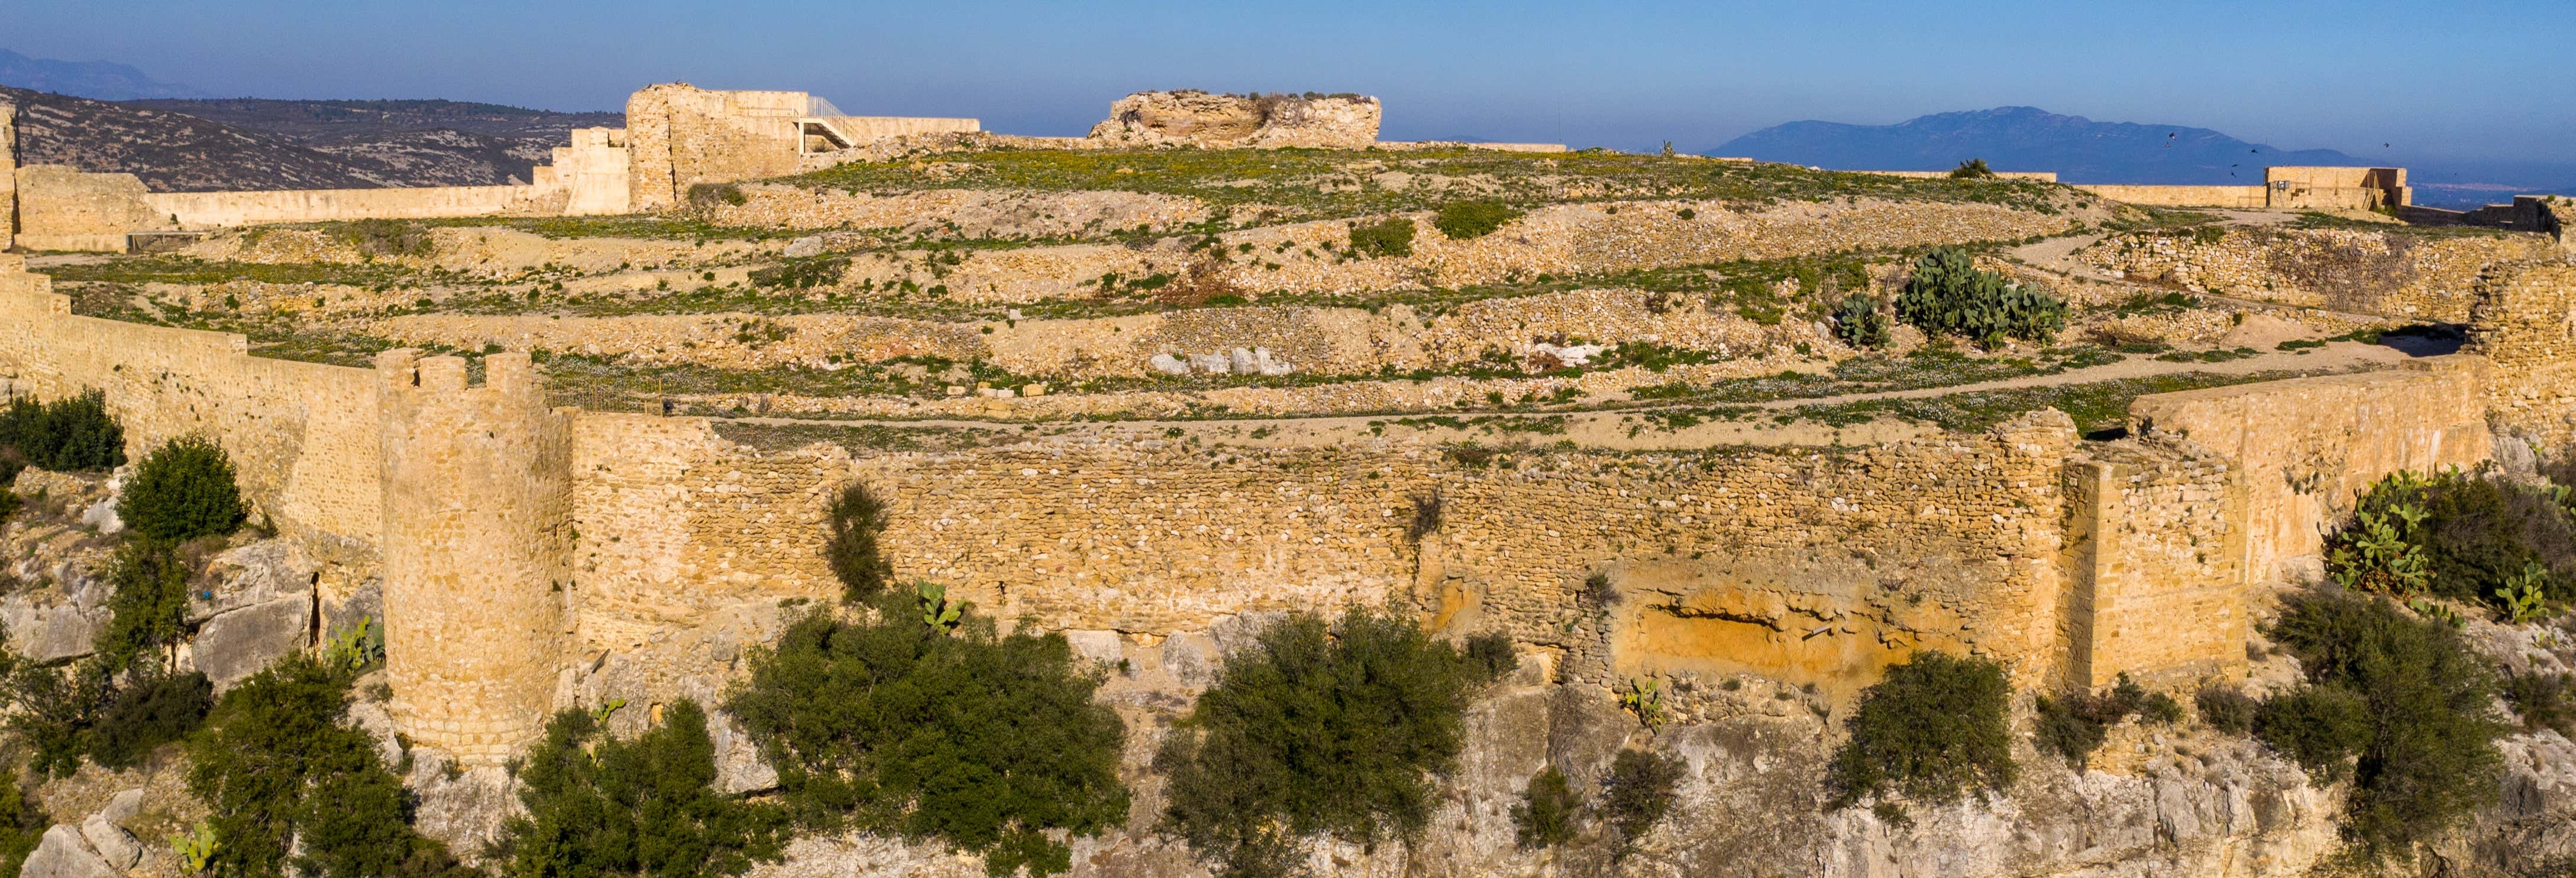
0;48;203;101
1713;106;2361;185
2;86;622;191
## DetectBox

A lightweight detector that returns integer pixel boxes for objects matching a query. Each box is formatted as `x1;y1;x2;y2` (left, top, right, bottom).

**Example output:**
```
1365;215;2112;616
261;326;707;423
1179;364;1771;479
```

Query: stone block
709;709;780;795
1062;629;1123;665
22;825;114;878
77;815;138;870
195;595;311;689
192;539;315;624
1;580;111;663
1148;354;1190;375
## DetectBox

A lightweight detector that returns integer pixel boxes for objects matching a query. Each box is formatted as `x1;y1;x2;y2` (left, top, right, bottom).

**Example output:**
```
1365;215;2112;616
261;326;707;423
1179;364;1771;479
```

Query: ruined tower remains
374;350;573;763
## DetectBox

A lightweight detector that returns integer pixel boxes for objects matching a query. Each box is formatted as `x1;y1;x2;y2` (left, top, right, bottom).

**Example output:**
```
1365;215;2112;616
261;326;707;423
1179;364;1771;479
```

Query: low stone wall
145;184;563;229
2084;227;2553;320
2126;357;2490;587
2076;184;2268;209
12;165;174;251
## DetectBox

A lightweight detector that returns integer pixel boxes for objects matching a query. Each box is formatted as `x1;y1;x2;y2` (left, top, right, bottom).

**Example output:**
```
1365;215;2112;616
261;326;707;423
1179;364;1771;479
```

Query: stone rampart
2075;184;2270;209
145;184;557;229
2084;227;2554;320
2125;357;2490;587
1;102;16;251
2468;259;2576;449
2058;438;2245;688
625;85;807;211
12;165;176;251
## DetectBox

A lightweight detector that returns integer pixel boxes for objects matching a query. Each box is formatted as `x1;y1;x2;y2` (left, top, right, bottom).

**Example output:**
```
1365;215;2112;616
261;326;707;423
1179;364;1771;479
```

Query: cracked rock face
1088;91;1381;150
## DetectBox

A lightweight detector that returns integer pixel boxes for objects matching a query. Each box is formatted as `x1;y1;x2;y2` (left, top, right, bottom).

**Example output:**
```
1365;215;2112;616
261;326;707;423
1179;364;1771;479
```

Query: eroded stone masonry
2;251;2566;761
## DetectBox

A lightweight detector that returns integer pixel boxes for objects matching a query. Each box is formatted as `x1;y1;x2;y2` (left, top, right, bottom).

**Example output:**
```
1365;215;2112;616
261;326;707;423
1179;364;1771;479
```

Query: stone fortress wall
3;254;2567;760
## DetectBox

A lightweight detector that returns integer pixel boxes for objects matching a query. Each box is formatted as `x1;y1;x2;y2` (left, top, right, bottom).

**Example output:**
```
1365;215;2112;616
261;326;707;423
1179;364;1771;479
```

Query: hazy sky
7;0;2570;160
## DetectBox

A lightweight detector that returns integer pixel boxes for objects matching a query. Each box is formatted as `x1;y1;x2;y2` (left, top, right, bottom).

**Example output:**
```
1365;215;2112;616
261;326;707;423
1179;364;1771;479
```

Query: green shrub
1510;767;1579;849
334;219;432;258
4;659;103;779
822;482;893;602
726;595;1128;877
2330;471;2576;610
1832;293;1890;349
2254;684;2371;782
86;668;212;770
96;539;194;673
187;653;471;878
749;255;849;290
1893;248;2066;348
1827;651;2015;813
687;183;748;209
1600;750;1681;858
2503;670;2575;736
500;699;787;878
1158;607;1508;877
1432;201;1522;240
0;774;44;878
1949;158;1995;179
2261;588;2507;859
1346;218;1416;258
1464;631;1518;679
2032;674;2182;767
2196;686;2259;736
118;436;245;543
0;390;125;480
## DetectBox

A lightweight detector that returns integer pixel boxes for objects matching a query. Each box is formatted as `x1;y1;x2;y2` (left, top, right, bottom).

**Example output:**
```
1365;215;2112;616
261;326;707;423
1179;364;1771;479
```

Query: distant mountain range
1712;106;2576;209
0;48;203;101
1713;106;2357;184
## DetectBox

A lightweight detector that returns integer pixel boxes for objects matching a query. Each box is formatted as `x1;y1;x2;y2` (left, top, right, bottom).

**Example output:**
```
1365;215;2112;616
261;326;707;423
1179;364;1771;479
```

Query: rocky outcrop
187;540;317;689
1088;91;1379;150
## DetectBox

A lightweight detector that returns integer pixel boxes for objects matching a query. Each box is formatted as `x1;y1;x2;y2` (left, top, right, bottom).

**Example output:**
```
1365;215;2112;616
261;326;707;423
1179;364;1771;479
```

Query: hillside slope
1715;106;2360;184
2;88;621;191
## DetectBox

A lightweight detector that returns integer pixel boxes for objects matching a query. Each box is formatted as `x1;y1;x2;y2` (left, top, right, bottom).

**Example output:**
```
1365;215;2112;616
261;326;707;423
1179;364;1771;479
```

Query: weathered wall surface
1;102;17;251
2125;358;2490;588
625;85;808;212
12;164;174;251
2058;439;2246;688
146;184;556;229
0;276;382;556
2076;184;2268;209
2469;260;2576;449
2083;227;2552;320
377;351;573;764
1088;91;1381;149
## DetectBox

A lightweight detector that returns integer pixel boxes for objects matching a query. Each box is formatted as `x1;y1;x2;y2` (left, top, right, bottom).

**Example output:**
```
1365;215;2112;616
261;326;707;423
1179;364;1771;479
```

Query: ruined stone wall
143;183;561;229
2084;228;2552;320
2;102;17;251
1088;91;1380;149
2058;438;2246;688
625;85;809;212
2467;259;2576;449
2075;184;2269;209
2125;358;2490;588
0;275;382;555
12;165;173;251
528;127;633;216
377;351;573;764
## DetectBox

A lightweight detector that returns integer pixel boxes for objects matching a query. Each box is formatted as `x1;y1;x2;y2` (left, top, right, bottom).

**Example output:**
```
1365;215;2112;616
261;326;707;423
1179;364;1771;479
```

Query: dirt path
715;339;2414;451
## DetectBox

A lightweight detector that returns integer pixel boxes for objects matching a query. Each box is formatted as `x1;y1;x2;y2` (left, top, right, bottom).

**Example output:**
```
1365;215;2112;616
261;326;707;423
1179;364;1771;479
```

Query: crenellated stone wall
2468;259;2576;450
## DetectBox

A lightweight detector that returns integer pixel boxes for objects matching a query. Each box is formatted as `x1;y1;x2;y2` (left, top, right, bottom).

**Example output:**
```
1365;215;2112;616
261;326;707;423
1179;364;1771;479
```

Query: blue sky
6;0;2571;161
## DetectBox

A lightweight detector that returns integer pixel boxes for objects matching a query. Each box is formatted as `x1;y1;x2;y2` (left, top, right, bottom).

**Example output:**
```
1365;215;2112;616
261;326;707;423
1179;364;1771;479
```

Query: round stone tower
374;350;573;763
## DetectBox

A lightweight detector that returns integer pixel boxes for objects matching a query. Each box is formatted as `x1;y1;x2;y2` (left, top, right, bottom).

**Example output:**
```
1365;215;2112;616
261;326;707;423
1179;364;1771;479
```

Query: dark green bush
117;436;245;543
1464;631;1518;679
2196;686;2258;736
2032;674;2182;767
1510;767;1579;849
1158;607;1508;877
4;659;104;779
1827;650;2015;812
2330;470;2576;608
187;653;470;878
86;668;212;770
1600;750;1681;858
2254;684;2371;782
1432;201;1522;240
1832;293;1890;349
1345;218;1416;258
1950;158;1996;179
334;219;432;258
2503;670;2575;736
749;255;849;290
500;699;787;878
0;774;44;878
822;482;893;602
726;594;1128;877
96;539;194;673
2261;588;2507;859
1893;248;2066;348
687;183;748;209
0;390;125;481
